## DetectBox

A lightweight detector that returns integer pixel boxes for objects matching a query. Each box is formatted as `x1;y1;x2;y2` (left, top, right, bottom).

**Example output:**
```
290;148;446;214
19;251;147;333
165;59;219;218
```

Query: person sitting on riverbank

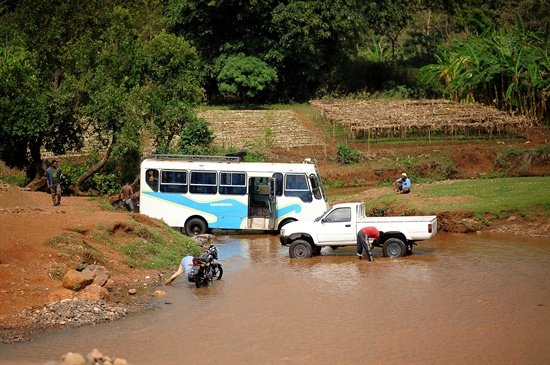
394;172;411;194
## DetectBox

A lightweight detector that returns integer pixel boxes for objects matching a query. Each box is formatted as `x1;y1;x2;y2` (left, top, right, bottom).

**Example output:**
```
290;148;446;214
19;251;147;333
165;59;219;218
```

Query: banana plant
421;15;549;125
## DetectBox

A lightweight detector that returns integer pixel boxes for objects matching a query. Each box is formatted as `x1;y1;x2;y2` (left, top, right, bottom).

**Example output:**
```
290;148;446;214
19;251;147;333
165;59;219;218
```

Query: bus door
268;177;277;230
249;177;270;218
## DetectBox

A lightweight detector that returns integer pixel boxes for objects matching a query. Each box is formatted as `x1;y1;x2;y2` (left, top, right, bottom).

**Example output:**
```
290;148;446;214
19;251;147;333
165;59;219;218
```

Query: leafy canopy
0;0;209;188
217;55;278;106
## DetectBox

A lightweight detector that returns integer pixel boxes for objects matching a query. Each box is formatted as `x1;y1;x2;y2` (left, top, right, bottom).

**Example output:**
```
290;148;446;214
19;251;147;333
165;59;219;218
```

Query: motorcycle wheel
195;276;205;288
212;264;223;280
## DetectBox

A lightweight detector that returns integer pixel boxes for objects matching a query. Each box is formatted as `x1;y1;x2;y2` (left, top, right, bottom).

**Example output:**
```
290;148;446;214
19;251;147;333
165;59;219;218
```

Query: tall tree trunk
25;139;47;191
69;135;117;196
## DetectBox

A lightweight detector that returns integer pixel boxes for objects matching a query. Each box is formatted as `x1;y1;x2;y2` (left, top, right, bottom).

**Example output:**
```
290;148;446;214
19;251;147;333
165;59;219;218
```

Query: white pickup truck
280;202;437;258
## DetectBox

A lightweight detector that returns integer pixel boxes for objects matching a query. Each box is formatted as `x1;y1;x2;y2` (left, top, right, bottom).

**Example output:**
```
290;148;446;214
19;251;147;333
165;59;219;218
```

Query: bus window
309;174;322;200
219;172;247;195
190;171;217;194
273;173;283;196
146;169;159;192
160;170;188;193
285;174;312;202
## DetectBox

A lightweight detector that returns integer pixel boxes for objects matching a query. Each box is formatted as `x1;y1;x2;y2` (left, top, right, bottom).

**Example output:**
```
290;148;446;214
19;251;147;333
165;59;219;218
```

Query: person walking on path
119;182;135;213
357;226;380;262
394;172;411;194
45;160;62;206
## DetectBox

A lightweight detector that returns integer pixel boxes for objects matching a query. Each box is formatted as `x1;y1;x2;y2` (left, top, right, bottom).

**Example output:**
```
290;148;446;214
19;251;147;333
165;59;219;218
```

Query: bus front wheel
185;218;207;237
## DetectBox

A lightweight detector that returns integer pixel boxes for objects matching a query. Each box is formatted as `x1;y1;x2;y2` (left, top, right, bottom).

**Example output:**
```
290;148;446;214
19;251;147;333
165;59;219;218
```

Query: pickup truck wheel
289;240;313;258
383;238;406;258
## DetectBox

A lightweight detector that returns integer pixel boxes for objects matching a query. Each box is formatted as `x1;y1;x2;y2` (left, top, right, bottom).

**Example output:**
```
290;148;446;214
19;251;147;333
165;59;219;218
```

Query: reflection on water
1;232;549;365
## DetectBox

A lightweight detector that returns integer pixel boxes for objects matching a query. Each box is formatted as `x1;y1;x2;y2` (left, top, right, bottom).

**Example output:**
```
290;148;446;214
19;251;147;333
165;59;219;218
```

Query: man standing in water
357;226;381;262
45;160;62;206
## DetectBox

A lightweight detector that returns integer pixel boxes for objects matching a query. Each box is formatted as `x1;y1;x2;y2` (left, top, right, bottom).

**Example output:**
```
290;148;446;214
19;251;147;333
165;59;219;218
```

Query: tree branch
69;135;117;196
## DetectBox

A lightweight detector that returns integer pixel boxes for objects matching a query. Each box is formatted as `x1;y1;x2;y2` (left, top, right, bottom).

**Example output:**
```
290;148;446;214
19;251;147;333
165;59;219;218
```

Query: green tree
166;0;364;100
139;31;205;153
0;45;51;180
61;5;142;194
362;0;417;59
0;0;208;193
0;0;119;182
217;55;278;107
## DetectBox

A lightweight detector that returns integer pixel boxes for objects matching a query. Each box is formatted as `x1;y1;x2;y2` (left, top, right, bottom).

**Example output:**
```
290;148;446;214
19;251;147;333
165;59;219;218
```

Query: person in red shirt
357;226;380;262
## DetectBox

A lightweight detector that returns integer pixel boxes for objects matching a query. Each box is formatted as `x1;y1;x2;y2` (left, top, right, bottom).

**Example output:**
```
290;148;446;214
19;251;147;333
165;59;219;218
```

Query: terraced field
197;109;326;149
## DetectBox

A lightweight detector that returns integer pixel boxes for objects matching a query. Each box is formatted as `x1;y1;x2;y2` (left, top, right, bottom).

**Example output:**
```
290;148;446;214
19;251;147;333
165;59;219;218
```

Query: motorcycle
187;245;223;288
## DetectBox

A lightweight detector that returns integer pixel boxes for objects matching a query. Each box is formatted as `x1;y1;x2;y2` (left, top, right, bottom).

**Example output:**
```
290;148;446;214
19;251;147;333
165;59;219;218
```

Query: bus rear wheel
185;218;207;237
278;219;296;234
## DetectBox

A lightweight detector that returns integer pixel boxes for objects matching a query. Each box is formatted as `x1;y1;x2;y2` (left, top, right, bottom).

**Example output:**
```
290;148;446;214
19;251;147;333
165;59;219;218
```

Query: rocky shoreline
45;348;132;365
0;297;155;344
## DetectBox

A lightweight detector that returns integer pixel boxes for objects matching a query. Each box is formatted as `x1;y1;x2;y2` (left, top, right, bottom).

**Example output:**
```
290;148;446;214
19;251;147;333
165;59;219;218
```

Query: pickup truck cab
280;202;437;258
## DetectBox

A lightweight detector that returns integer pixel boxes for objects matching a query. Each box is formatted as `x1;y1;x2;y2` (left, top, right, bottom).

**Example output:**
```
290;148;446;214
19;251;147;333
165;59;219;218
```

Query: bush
92;173;120;196
178;117;215;155
0;175;30;187
60;161;94;192
337;143;361;164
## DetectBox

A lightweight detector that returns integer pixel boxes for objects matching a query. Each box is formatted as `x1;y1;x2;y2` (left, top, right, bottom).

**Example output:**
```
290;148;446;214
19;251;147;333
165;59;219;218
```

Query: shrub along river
1;231;549;364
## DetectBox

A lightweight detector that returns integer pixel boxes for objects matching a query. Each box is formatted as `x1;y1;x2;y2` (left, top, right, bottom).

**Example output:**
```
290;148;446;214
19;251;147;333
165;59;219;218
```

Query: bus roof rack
225;151;247;161
143;153;245;162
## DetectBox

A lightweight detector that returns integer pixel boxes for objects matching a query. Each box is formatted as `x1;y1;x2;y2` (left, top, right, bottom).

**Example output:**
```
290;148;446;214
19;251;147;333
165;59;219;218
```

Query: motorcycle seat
196;255;212;263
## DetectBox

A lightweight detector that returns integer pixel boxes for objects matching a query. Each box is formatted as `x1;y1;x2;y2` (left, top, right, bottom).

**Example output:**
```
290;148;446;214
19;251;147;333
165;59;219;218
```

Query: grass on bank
45;216;202;277
355;177;550;220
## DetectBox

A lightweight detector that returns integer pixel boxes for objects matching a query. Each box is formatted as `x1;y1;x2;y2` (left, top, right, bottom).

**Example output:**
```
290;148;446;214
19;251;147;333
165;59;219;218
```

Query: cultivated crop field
310;99;533;141
198;109;326;150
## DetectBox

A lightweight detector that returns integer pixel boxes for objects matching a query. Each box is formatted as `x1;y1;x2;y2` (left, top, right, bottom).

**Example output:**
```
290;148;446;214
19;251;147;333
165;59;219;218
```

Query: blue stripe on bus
143;192;245;229
143;192;303;229
276;203;303;217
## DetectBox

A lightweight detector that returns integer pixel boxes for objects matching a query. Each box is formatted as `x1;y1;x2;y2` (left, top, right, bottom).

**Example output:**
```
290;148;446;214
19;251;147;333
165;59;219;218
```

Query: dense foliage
217;55;278;106
0;0;205;188
0;0;548;189
422;17;549;124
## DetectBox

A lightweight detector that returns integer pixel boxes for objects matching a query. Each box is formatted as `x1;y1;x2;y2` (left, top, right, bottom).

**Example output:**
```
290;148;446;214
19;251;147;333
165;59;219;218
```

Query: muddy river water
1;231;549;365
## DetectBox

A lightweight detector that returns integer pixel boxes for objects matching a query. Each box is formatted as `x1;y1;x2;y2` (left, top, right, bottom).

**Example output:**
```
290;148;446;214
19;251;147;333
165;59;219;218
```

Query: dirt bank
0;185;166;343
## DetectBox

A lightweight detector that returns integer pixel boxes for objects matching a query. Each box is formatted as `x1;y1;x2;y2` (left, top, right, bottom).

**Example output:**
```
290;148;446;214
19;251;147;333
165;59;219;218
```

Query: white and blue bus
139;153;329;235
